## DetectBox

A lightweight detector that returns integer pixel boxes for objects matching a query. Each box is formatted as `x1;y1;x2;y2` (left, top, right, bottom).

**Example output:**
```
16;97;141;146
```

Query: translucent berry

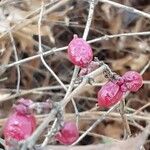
97;81;124;108
122;71;143;92
67;34;93;68
3;99;36;145
55;121;79;145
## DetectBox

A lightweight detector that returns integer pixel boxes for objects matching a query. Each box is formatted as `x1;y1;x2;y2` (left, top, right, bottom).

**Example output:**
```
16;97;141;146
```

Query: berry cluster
3;98;79;146
97;71;143;108
3;98;36;145
67;35;143;108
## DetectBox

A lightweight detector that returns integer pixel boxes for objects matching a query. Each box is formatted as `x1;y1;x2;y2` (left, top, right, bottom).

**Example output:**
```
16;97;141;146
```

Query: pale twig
1;31;150;70
72;101;121;145
37;2;78;116
64;0;96;126
80;131;119;142
38;0;79;139
41;118;58;147
66;111;150;122
82;0;95;40
8;29;20;94
133;102;150;115
140;60;150;75
61;64;107;107
0;109;150;128
38;2;67;91
98;0;150;19
119;101;131;139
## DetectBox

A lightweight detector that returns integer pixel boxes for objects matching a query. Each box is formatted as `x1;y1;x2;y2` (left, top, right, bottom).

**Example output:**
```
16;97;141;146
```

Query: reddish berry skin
122;71;143;92
55;121;79;145
3;99;36;145
13;98;33;115
68;35;93;68
79;61;99;77
97;81;124;108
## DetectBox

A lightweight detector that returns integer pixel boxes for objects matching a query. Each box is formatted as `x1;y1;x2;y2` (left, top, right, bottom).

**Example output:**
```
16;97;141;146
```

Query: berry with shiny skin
97;81;124;108
67;34;93;68
3;99;36;145
55;121;79;145
122;71;143;92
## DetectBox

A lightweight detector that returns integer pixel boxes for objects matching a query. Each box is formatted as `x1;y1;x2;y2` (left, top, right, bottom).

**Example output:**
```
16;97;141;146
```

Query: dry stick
133;102;150;115
61;64;107;107
41;118;58;147
1;31;150;70
119;100;131;139
22;4;79;149
8;29;20;94
72;101;121;145
66;111;150;122
63;0;96;126
140;60;150;75
38;3;66;91
37;3;79;146
0;110;150;128
98;0;150;19
0;79;149;103
82;0;95;40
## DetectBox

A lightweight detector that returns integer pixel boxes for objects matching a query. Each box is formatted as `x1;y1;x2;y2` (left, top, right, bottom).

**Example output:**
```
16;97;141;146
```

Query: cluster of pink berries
97;71;143;108
3;35;143;147
3;98;79;146
3;98;36;145
68;35;143;108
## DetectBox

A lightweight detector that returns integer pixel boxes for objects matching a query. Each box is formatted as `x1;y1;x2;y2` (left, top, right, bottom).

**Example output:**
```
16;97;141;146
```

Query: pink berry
3;99;36;145
97;81;124;108
67;35;93;68
13;98;33;115
55;121;79;145
122;71;143;92
79;61;99;77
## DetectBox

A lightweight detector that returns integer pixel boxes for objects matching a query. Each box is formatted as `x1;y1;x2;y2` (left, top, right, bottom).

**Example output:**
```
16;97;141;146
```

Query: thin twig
63;0;96;126
98;0;150;19
1;31;150;70
72;101;120;145
119;101;131;139
8;29;21;94
38;2;66;91
41;118;58;147
133;102;150;115
82;0;95;40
